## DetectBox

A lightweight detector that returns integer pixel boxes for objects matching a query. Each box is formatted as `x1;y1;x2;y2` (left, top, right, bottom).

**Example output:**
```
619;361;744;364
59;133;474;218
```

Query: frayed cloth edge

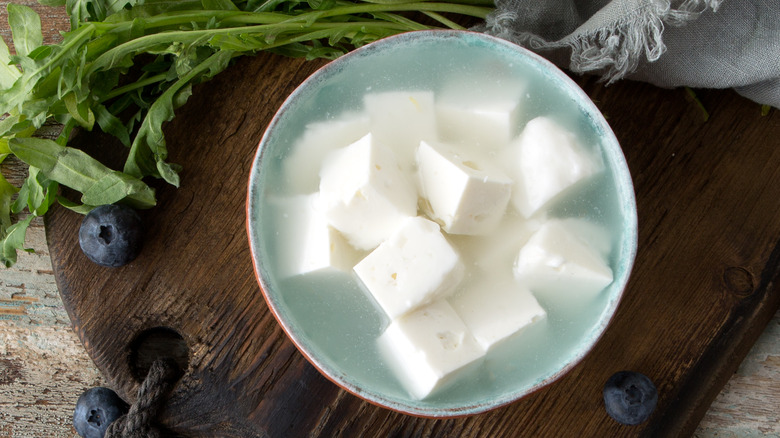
481;0;724;84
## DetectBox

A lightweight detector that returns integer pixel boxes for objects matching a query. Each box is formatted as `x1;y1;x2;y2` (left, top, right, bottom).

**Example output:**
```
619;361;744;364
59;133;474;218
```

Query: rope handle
106;358;180;438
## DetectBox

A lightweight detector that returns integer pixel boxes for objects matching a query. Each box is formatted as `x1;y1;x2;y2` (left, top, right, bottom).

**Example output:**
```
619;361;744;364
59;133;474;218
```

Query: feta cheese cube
354;217;464;319
449;272;546;351
449;213;544;275
272;194;364;277
364;91;437;169
513;219;613;301
283;113;370;194
319;134;418;250
506;116;603;217
377;299;485;399
417;141;512;235
435;80;526;150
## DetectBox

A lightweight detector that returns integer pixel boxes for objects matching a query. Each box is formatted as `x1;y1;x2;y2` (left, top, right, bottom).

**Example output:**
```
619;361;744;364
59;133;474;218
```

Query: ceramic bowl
247;30;637;417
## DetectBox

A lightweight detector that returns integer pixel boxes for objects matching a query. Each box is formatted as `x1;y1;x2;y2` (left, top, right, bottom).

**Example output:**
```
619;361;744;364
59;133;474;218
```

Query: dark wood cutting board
46;51;780;437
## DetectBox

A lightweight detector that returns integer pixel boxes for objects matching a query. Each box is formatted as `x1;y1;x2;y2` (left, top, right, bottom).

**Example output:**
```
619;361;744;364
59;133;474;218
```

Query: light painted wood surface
0;1;779;436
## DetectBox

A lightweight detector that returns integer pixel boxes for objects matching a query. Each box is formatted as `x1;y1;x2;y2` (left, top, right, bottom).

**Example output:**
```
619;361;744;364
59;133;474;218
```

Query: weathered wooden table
1;2;779;437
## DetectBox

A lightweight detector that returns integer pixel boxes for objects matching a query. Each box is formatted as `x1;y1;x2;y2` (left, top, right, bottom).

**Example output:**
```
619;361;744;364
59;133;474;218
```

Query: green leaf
66;0;108;28
10;172;30;214
7;4;43;57
38;0;66;5
0;172;18;231
80;171;152;206
247;0;290;12
8;137;156;208
307;0;336;11
202;0;241;10
63;92;96;129
27;45;54;60
209;33;264;51
14;168;41;213
125;50;233;186
1;215;34;268
103;0;203;21
10;166;59;217
56;196;95;214
94;104;131;146
1;24;96;117
0;113;29;137
683;87;709;122
0;37;22;89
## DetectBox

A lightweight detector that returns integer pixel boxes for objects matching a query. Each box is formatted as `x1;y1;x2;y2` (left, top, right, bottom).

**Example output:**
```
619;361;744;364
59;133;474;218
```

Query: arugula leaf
9;137;156;208
56;196;95;214
0;0;494;267
63;92;97;129
0;173;18;232
0;37;21;89
1;215;34;268
203;0;241;11
65;0;139;28
11;166;58;216
94;104;131;145
125;49;234;186
7;4;43;57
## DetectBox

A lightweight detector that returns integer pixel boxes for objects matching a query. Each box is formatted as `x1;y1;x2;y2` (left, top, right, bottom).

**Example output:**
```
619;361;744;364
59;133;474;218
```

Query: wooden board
45;51;780;437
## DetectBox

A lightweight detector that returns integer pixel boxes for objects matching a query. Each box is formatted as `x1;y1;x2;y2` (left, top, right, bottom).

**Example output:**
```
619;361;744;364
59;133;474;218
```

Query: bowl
246;30;637;417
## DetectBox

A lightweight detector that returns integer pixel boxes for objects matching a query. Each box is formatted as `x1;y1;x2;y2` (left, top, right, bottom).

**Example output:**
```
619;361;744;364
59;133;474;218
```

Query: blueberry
73;387;128;438
603;370;658;425
79;204;143;267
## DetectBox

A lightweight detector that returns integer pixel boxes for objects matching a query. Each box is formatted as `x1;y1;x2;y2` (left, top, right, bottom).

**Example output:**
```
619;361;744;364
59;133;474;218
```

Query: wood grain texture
41;50;780;437
3;230;775;437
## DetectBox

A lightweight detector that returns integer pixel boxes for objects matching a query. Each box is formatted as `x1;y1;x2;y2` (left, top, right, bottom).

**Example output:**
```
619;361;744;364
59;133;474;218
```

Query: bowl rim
246;28;638;418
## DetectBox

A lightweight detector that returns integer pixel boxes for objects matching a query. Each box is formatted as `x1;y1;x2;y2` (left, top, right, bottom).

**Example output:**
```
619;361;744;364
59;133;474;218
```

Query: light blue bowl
247;30;637;417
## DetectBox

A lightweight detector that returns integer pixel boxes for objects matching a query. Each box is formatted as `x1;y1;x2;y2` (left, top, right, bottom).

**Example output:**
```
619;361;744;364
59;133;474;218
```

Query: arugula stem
0;0;501;267
86;2;490;75
95;2;491;35
357;0;494;5
102;73;169;102
31;24;96;80
87;22;394;74
56;117;78;146
302;2;492;21
421;11;464;29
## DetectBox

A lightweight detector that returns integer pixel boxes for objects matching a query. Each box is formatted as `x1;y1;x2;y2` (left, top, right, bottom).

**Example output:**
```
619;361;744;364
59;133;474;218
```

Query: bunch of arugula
0;0;493;267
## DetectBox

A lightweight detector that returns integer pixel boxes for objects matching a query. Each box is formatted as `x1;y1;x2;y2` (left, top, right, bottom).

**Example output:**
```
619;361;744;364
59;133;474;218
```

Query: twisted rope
106;359;179;438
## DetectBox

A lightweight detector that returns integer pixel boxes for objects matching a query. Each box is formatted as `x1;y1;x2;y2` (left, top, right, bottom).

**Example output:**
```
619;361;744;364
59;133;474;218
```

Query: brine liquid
252;35;632;409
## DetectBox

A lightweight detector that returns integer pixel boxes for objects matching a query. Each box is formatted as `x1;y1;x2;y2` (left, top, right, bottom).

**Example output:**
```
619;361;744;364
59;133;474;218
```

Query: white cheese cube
353;217;464;319
272;194;364;278
319;134;418;250
364;91;438;169
448;213;545;275
507;116;603;217
435;80;526;150
417;141;512;235
377;299;485;399
556;217;613;260
449;272;546;351
513;219;613;301
283;113;370;194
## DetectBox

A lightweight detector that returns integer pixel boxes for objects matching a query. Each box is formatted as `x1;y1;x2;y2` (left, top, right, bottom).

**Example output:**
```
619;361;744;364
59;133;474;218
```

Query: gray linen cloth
475;0;780;109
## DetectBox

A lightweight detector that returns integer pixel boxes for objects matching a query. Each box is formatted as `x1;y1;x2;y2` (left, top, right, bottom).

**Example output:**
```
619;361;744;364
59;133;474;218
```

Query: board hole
129;327;189;383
